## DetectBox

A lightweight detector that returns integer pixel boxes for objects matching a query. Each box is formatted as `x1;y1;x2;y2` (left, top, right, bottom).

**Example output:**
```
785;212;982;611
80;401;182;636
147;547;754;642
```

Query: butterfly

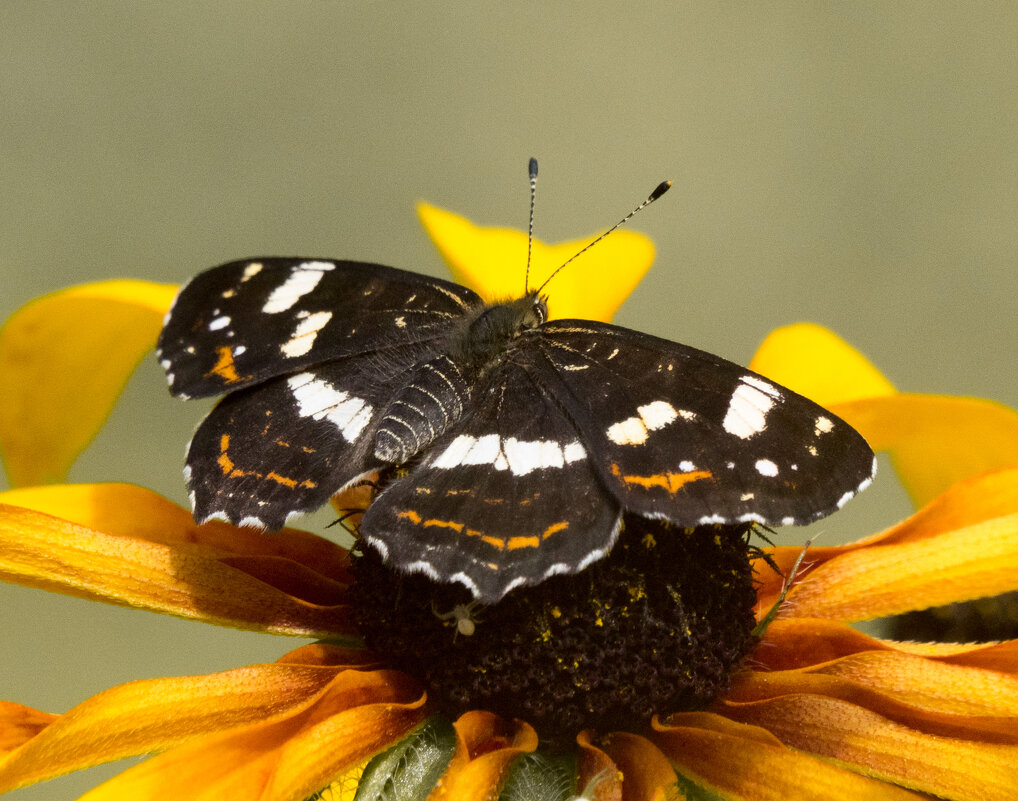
156;170;875;603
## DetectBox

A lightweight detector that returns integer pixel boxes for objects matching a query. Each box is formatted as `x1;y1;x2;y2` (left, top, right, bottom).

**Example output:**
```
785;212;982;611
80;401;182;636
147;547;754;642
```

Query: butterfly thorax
450;292;547;374
372;292;548;465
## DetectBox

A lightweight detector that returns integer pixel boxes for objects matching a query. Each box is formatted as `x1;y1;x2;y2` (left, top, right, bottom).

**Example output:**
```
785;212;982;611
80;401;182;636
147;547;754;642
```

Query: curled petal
417;202;655;322
725;651;1018;743
598;732;677;801
652;713;923;800
0;703;56;756
0;645;379;794
0;500;355;637
716;695;1018;801
751;618;1018;675
427;711;538;801
0;280;178;486
576;730;622;801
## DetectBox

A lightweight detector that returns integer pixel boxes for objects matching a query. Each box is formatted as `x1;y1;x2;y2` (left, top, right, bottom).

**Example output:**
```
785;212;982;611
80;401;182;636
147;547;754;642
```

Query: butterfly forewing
361;359;621;602
530;320;876;527
157;258;480;399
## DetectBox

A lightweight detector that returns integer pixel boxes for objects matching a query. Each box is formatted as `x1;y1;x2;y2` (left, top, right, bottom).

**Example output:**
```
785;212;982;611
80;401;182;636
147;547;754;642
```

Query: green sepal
497;752;577;801
352;716;457;801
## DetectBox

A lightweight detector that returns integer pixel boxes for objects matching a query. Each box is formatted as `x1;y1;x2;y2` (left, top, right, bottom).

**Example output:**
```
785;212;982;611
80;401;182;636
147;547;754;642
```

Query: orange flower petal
598;732;677;801
752;618;1018;674
748;323;897;406
417;202;655;322
1;482;352;581
724;651;1018;743
0;500;354;637
786;512;1018;621
718;694;1018;801
75;669;425;801
0;645;377;794
0;280;178;486
755;468;1018;614
651;713;923;800
833;394;1018;508
427;711;538;801
0;703;56;756
576;730;623;801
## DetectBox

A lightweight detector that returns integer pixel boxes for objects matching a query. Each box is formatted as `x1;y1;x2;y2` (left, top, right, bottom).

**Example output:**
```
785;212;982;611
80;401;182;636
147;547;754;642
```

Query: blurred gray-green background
3;4;1016;798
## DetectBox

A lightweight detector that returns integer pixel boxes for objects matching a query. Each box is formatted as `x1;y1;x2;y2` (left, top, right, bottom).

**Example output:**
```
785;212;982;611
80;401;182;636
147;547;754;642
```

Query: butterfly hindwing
185;344;449;529
530;320;876;527
157;258;480;399
361;359;621;602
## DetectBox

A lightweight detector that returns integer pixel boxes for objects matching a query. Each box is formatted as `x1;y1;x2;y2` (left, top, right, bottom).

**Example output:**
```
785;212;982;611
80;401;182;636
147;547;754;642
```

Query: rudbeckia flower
2;204;1018;800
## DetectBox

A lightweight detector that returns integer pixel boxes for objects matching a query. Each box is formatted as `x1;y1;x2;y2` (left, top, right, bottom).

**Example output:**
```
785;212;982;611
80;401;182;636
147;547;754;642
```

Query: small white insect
432;600;484;638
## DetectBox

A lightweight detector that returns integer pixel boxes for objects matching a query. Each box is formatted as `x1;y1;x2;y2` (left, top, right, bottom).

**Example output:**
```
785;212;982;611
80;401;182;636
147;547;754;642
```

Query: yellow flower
2;206;1018;800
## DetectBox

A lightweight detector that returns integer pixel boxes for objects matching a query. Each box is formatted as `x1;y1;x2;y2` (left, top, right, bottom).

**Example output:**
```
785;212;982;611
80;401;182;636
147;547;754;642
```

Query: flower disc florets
351;516;759;746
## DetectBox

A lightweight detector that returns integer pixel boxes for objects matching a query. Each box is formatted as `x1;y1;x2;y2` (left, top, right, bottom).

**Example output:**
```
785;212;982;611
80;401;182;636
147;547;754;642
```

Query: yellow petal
724;652;1018;742
787;512;1018;621
0;280;177;487
832;394;1018;507
748;323;897;406
0;496;354;637
0;646;377;794
651;713;923;800
75;668;425;801
0;703;56;756
753;618;1018;674
0;482;352;581
755;467;1018;614
417;202;655;322
718;694;1018;801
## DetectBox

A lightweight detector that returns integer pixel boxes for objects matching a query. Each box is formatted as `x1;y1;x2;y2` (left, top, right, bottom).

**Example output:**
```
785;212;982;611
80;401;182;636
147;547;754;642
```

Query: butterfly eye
533;297;548;325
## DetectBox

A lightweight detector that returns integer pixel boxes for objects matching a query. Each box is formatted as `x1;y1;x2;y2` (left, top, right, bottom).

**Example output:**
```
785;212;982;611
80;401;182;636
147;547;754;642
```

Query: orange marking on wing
611;463;713;494
266;471;296;488
482;534;507;550
542;521;569;539
508;535;540;550
206;345;247;384
397;510;422;524
423;518;464;533
217;434;234;474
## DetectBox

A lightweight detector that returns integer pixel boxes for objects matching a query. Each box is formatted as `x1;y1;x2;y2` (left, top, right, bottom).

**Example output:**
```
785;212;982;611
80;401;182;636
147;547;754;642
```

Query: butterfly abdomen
374;354;471;463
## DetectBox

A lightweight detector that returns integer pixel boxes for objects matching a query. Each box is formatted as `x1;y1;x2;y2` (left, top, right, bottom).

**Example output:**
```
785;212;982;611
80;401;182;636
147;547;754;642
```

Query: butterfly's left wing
529;321;876;528
360;358;621;603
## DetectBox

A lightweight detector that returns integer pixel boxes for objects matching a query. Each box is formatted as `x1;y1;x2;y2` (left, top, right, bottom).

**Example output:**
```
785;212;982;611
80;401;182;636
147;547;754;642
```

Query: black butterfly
157;185;874;603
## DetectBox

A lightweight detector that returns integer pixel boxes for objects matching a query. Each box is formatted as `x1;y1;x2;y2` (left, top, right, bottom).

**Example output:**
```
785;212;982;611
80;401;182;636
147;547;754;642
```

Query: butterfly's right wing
157;257;481;398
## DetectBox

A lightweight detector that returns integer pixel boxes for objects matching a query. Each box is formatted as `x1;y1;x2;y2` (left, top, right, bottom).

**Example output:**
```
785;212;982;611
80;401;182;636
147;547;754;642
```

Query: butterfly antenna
523;157;539;293
534;178;672;295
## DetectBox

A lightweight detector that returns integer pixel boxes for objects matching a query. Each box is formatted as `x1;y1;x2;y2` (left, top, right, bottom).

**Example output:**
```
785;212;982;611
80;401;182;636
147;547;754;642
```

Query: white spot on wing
723;379;778;439
755;458;779;477
208;315;231;331
280;310;333;358
814;415;834;436
287;372;373;442
262;261;334;314
607;416;648;445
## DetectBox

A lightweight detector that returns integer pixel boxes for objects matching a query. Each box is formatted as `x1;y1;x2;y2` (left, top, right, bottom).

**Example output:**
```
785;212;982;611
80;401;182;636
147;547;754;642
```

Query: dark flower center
350;516;759;747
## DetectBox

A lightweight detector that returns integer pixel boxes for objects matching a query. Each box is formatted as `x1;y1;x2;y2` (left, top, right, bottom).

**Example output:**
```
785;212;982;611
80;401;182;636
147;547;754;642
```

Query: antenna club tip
650;180;673;201
528;157;539;178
